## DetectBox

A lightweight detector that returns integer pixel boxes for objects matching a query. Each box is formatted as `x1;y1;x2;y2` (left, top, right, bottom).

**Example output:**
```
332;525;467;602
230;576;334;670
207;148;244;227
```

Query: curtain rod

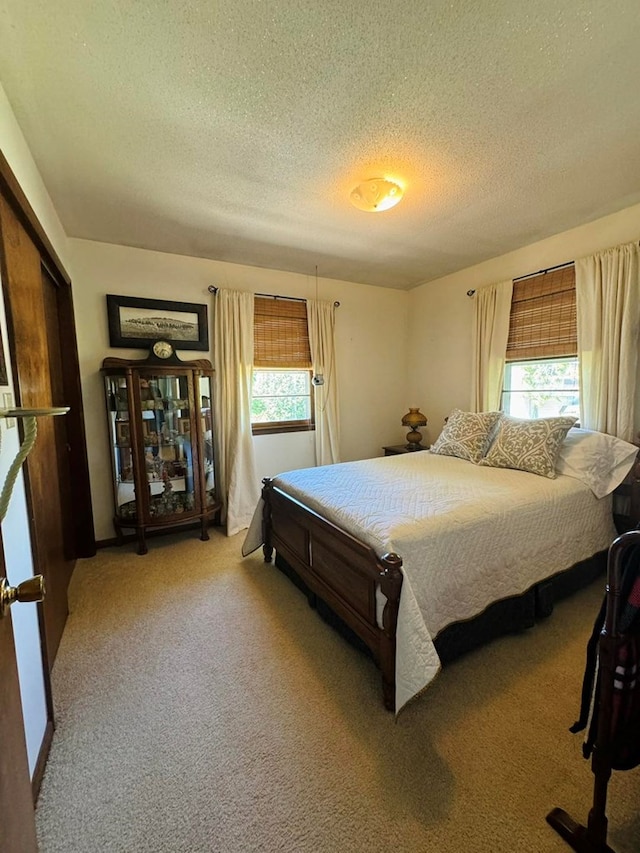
513;260;574;283
466;260;575;297
208;285;340;307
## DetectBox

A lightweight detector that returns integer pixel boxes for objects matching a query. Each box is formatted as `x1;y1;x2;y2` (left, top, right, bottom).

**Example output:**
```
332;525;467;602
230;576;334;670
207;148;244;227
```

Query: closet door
0;193;93;668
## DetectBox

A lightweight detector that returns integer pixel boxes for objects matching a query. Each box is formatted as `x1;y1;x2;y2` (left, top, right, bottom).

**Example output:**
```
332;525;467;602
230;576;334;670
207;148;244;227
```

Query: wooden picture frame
106;295;209;351
115;421;131;446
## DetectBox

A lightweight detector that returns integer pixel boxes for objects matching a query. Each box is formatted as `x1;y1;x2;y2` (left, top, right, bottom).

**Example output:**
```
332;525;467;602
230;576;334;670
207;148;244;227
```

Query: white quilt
251;452;617;712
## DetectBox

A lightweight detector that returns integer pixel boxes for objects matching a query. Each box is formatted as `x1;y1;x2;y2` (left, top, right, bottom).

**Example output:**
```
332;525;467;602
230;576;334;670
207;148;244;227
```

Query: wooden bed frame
261;454;640;713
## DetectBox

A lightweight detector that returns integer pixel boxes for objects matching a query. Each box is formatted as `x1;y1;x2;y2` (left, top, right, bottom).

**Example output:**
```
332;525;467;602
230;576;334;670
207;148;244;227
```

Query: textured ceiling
1;1;640;289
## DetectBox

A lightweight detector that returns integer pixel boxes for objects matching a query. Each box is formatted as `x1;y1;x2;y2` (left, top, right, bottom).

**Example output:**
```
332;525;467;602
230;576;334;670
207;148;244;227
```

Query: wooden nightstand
383;444;430;456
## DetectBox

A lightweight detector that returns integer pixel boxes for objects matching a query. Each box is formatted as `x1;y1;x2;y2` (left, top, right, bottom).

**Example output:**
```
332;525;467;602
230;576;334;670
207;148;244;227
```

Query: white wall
69;239;410;542
408;202;640;442
0;82;71;775
0;85;70;268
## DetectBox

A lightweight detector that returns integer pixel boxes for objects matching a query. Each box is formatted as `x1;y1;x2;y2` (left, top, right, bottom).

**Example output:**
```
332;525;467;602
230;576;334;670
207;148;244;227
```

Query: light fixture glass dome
350;178;404;212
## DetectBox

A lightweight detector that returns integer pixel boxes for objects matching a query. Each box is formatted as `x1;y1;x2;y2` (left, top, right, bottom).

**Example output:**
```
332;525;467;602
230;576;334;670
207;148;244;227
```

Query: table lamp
401;407;428;450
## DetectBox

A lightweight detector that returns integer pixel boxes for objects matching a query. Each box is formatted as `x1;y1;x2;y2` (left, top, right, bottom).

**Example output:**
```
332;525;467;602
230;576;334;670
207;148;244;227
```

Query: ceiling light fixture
349;178;404;212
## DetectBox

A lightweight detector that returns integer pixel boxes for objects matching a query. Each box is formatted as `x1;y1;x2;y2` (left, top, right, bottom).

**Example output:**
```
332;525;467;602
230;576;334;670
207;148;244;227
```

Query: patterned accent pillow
430;409;502;463
480;415;577;478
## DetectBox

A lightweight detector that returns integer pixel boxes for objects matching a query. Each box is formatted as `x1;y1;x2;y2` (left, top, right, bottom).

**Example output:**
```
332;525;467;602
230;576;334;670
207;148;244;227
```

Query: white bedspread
248;452;617;712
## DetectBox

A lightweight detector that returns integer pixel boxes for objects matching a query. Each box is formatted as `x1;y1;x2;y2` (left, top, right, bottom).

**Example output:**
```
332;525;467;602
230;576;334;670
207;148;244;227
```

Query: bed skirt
274;548;607;669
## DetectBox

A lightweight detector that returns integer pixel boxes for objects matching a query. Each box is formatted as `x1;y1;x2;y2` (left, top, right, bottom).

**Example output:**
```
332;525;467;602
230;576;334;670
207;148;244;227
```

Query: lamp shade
401;407;427;429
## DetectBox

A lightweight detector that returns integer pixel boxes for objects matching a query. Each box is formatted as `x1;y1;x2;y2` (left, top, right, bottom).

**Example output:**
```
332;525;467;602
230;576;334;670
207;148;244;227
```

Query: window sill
252;422;315;436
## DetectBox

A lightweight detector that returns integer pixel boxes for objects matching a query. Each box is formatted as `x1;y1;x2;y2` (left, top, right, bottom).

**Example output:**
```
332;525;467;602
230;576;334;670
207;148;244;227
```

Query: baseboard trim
32;718;54;802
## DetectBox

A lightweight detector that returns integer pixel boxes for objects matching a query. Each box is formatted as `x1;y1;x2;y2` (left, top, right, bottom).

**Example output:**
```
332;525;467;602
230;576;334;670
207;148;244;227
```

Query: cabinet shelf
102;352;220;554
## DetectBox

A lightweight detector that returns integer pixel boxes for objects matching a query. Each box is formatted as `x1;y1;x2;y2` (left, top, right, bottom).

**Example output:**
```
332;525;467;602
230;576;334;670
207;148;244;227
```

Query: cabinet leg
137;527;148;556
200;517;210;542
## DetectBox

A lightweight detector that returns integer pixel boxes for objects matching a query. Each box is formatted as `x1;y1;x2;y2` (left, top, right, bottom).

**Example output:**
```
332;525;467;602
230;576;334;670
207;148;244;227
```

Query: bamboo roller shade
506;265;577;361
254;296;311;368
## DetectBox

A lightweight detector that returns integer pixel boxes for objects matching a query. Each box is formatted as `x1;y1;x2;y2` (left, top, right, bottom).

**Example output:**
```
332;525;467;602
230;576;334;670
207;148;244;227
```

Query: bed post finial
379;552;403;712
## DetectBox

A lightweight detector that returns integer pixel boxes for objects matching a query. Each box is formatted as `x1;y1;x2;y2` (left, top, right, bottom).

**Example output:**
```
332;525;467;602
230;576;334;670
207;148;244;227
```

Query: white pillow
556;428;638;498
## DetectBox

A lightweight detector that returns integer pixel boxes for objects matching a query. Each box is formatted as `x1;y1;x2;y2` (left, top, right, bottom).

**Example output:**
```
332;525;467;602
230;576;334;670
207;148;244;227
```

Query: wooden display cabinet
101;351;220;554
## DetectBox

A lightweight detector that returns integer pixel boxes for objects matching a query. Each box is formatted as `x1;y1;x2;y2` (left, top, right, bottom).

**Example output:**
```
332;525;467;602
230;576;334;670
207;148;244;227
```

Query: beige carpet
35;529;640;852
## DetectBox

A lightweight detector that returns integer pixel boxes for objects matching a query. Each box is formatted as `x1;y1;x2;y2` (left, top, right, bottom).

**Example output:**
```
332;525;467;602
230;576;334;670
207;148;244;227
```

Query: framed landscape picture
106;295;209;350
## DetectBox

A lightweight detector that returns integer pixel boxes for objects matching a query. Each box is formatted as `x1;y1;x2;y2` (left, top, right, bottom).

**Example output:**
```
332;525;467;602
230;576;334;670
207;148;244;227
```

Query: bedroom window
251;369;313;431
502;357;579;419
502;264;579;419
252;296;314;434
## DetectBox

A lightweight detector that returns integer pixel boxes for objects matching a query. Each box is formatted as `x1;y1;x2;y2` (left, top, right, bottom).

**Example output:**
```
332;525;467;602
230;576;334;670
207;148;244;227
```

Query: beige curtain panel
471;280;513;412
307;299;340;466
576;241;640;442
213;288;260;536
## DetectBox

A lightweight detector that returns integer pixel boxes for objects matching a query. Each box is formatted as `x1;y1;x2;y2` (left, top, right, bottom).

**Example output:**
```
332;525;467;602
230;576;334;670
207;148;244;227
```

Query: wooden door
0;194;91;668
0;537;38;853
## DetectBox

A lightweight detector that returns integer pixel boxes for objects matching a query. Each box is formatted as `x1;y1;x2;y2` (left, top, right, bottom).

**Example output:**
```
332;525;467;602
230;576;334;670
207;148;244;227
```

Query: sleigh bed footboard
261;477;403;711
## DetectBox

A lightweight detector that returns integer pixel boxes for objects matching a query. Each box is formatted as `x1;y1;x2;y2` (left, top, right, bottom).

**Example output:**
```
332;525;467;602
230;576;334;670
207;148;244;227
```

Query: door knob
0;575;45;618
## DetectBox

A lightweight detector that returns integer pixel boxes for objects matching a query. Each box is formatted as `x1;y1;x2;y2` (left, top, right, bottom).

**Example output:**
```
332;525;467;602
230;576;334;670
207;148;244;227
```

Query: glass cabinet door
104;373;137;520
139;372;197;519
198;375;216;507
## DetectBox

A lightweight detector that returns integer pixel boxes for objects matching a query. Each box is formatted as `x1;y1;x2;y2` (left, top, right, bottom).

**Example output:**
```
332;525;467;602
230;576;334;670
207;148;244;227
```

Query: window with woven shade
502;265;580;420
506;265;577;361
254;297;311;368
252;296;314;433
